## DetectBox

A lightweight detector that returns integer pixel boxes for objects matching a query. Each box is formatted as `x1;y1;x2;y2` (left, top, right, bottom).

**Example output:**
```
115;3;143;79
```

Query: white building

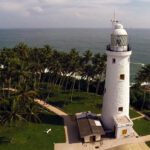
101;20;133;138
114;115;133;138
76;112;105;143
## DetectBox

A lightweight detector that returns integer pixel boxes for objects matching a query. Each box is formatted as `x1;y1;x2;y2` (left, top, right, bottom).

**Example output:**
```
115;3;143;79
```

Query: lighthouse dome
114;23;123;29
112;23;127;36
110;22;128;51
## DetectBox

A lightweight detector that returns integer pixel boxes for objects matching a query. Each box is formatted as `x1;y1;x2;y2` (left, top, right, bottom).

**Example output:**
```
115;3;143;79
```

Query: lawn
0;89;148;150
47;90;102;115
47;90;142;119
0;111;65;150
129;109;141;119
133;117;150;148
146;141;150;147
133;118;150;136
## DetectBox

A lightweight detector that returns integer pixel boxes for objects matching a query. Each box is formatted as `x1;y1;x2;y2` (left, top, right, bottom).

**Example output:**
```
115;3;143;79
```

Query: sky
0;0;150;28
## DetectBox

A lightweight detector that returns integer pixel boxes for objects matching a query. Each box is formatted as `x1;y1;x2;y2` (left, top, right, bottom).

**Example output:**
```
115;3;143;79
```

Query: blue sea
0;28;149;81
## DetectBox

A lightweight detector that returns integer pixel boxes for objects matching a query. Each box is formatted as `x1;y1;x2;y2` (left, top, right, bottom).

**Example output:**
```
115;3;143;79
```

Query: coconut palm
0;85;41;124
136;64;150;84
92;53;106;94
135;64;150;110
81;50;93;92
68;49;80;101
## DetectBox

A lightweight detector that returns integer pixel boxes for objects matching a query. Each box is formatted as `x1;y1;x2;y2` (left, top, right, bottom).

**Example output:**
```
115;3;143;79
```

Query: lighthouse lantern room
101;19;133;138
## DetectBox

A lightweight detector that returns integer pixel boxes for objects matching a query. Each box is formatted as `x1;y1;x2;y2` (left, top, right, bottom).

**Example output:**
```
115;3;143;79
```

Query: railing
106;44;132;52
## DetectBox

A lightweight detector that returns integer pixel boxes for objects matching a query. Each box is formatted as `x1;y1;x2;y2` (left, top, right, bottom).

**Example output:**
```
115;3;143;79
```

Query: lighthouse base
113;115;133;139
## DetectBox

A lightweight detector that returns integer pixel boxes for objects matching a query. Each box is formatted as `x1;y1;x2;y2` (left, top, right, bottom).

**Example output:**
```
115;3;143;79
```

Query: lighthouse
101;20;133;138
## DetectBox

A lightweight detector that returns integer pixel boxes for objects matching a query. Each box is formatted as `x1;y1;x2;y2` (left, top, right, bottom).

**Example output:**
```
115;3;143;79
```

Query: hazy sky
0;0;150;28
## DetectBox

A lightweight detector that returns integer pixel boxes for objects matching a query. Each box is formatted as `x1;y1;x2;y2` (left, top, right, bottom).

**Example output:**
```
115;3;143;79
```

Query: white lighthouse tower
101;19;133;138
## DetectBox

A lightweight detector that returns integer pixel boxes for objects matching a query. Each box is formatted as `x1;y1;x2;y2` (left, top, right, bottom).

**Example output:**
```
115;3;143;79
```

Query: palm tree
0;95;27;125
136;64;150;110
68;49;80;101
136;64;150;84
92;53;107;94
0;44;43;124
0;85;41;125
81;50;93;92
0;48;20;97
28;47;50;89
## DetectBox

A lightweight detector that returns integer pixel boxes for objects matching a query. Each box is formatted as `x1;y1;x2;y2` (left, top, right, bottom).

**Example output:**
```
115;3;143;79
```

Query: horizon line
0;27;150;30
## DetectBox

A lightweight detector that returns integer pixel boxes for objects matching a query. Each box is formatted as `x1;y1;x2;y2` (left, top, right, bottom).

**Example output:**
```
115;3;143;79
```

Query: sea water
0;28;149;81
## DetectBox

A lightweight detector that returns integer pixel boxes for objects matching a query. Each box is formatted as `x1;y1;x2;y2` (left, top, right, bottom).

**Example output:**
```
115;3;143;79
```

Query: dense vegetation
0;42;149;124
130;64;150;114
0;43;149;150
0;43;107;124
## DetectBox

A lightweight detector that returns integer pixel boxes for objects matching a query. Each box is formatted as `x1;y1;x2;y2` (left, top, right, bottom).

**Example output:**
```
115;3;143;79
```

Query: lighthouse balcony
106;44;131;52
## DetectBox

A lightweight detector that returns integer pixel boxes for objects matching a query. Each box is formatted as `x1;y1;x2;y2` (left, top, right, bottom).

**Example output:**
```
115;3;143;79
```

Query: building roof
76;112;105;138
114;115;133;127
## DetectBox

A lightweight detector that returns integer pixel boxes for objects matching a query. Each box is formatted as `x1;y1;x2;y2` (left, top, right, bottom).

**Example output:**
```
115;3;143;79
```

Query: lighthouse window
122;129;127;135
112;58;116;64
120;74;125;80
118;107;123;112
116;38;121;46
111;35;128;46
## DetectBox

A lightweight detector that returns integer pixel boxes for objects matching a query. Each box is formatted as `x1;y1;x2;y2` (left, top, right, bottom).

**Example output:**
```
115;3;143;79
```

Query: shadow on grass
146;141;150;147
38;113;64;126
71;96;86;101
48;101;69;108
144;112;150;117
96;104;102;109
0;137;11;144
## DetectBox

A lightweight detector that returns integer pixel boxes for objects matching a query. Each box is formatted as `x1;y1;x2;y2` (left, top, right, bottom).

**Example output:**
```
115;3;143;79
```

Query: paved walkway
3;87;150;121
108;143;150;150
132;115;145;121
34;99;67;116
131;108;150;121
34;99;69;143
55;134;150;150
35;99;150;150
132;116;145;121
34;99;79;144
1;88;17;92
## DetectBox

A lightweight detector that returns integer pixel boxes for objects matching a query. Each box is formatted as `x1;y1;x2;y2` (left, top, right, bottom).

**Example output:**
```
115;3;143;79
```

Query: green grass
47;90;145;118
142;109;150;117
47;90;102;115
146;141;150;147
0;111;65;150
129;109;141;119
133;118;150;136
1;88;148;150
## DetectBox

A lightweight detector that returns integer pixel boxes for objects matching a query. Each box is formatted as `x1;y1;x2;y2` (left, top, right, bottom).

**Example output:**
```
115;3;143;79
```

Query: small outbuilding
76;112;105;143
113;115;133;139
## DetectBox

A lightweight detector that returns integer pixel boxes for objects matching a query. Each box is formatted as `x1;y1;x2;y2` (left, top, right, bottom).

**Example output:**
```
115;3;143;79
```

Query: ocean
0;28;149;81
